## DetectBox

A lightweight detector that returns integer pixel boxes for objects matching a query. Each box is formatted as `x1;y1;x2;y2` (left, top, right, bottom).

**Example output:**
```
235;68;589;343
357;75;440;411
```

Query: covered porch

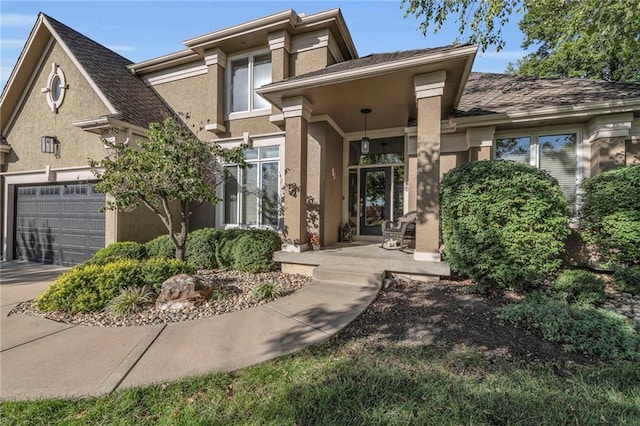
258;45;478;264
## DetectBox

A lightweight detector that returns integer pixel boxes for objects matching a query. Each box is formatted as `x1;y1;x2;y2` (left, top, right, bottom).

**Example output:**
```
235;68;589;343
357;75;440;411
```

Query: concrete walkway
0;261;382;401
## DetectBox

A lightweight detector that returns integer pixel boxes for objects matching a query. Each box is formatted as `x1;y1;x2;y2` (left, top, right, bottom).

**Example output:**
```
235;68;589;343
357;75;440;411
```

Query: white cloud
0;13;36;28
1;38;25;49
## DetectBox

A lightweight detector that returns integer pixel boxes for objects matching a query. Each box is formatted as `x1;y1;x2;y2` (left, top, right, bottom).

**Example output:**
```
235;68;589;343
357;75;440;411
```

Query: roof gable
1;13;172;133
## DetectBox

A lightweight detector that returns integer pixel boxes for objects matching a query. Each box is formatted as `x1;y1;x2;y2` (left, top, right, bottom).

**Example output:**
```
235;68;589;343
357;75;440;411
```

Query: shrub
579;165;640;266
87;242;147;265
35;259;143;313
105;286;155;316
231;230;281;272
441;160;570;290
186;228;223;270
499;292;640;360
252;282;282;301
613;266;640;295
215;229;247;269
145;235;175;259
141;258;195;293
552;269;606;306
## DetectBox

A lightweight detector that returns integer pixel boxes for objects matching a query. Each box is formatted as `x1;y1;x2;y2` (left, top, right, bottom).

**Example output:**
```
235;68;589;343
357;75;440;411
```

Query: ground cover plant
3;280;639;424
614;266;640;295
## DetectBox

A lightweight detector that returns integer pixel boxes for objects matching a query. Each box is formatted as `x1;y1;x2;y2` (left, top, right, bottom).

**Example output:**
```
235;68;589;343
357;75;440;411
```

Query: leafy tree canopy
402;0;640;82
89;116;245;260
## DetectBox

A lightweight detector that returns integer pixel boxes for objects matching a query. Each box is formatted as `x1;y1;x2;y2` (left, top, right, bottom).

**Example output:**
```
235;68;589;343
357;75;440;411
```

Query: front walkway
0;261;381;401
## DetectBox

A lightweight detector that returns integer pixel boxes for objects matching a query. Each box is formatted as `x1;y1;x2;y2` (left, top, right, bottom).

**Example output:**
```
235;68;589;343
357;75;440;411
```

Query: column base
413;251;441;262
281;243;309;253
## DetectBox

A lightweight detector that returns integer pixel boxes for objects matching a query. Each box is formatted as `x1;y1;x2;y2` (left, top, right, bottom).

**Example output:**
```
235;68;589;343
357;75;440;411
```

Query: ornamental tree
89;117;244;260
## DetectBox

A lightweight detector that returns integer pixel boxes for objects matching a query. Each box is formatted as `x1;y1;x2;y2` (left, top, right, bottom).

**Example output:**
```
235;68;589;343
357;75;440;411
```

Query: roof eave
257;44;478;106
128;49;200;74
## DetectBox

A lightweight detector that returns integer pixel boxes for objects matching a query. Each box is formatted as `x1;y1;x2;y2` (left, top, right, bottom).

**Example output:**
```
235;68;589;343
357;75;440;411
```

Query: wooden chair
380;211;416;252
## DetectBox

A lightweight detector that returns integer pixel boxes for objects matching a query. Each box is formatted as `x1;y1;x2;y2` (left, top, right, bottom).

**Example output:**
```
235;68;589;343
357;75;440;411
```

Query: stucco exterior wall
440;152;468;177
321;124;344;245
223;116;281;138
4;42;111;172
290;47;330;76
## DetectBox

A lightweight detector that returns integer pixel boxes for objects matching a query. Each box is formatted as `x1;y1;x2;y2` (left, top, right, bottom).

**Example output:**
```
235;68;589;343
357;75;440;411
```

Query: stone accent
156;274;214;310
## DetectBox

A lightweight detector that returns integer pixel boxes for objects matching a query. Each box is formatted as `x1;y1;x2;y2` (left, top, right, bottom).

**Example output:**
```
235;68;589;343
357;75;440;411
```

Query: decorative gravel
9;270;311;328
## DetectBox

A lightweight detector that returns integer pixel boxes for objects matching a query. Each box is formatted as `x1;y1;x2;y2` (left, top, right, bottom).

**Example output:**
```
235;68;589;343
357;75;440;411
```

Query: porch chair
380;211;416;252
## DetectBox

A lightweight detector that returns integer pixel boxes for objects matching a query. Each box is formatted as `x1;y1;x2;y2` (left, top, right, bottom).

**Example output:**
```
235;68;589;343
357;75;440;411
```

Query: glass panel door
359;168;391;235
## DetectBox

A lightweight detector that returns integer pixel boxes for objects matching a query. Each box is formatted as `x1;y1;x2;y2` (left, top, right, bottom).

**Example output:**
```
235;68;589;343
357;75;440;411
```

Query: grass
2;339;639;425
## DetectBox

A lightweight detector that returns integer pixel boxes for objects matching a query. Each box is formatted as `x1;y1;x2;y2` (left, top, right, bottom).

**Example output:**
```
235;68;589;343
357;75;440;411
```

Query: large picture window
228;52;271;114
224;145;280;227
496;133;578;213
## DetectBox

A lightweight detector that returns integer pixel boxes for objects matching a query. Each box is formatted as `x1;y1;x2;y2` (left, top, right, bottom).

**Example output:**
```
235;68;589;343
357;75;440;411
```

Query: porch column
467;126;495;161
413;71;446;262
282;96;312;251
203;48;227;134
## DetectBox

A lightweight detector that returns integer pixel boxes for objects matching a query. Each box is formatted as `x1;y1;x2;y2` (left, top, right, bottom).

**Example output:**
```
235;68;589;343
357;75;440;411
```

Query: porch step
312;265;385;286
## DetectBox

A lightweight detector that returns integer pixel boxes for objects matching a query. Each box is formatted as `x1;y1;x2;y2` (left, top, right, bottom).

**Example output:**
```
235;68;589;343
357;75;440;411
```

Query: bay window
496;133;579;213
224;145;280;227
228;52;271;115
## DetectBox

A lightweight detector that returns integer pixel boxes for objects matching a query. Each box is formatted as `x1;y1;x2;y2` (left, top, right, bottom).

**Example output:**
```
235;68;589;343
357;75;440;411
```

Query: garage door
14;183;105;265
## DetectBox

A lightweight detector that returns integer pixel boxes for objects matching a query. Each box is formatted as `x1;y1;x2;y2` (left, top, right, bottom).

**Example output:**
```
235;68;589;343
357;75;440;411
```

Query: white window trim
226;49;272;119
216;141;284;229
494;127;584;218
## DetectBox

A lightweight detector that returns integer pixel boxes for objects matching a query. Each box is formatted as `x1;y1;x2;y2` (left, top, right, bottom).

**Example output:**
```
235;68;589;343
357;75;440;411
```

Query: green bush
87;241;147;265
215;229;247;269
499;292;640;360
441;160;570;290
186;228;223;270
35;259;144;313
552;269;606;306
613;266;640;295
141;258;195;293
231;230;281;272
105;286;155;316
145;235;175;259
579;165;640;266
252;282;282;301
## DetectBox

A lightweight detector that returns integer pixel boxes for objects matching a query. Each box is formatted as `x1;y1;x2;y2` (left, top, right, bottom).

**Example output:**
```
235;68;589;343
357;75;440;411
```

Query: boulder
156;274;213;309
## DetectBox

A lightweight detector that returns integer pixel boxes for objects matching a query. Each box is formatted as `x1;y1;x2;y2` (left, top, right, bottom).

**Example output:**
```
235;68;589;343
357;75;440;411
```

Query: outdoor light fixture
361;108;371;155
41;136;59;155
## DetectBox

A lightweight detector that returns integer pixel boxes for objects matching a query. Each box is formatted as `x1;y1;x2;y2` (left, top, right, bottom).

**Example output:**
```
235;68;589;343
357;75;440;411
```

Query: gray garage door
14;183;105;266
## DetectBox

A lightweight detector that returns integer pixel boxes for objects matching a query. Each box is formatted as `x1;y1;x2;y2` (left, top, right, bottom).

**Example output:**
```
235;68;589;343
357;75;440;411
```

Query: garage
14;183;105;265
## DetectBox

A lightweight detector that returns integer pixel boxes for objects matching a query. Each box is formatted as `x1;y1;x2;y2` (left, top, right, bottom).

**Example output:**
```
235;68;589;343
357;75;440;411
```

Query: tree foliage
402;0;640;81
89;117;244;260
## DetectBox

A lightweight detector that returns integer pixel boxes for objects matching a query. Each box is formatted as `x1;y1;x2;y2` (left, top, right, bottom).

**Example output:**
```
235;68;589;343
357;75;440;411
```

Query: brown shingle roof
455;72;640;117
278;45;467;82
44;14;173;129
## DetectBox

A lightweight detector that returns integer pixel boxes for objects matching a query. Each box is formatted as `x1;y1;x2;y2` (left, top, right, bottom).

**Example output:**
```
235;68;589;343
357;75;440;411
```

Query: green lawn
2;339;639;425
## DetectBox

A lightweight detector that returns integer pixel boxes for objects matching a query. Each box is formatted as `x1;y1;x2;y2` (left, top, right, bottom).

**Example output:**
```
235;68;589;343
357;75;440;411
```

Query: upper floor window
229;52;271;114
496;133;579;213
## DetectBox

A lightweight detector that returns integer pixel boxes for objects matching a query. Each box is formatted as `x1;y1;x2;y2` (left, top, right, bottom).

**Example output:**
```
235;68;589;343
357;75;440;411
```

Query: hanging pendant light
361;108;371;154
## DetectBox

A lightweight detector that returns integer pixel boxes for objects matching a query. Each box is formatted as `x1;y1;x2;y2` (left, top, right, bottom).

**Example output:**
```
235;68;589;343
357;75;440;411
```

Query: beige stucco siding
224;115;281;138
290;47;330;76
440;152;468;177
321;124;344;245
4;42;111;172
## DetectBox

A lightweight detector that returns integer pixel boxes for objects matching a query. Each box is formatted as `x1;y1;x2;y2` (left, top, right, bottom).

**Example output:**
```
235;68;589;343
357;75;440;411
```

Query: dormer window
228;51;271;116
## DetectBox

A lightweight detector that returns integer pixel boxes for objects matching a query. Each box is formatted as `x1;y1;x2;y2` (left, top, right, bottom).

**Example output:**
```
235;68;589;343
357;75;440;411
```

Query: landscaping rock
156;274;213;309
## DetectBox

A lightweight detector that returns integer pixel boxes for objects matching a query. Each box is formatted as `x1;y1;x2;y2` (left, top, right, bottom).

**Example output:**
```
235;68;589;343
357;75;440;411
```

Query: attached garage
14;183;105;265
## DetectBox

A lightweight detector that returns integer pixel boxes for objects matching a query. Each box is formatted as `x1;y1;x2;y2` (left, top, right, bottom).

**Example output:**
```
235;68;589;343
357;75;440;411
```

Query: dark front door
359;167;391;235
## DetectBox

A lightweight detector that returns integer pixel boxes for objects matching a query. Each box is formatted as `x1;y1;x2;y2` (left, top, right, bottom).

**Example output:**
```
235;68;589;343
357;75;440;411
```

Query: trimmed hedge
186;228;223;270
215;228;246;269
87;242;146;265
579;165;640;266
141;258;194;293
551;269;606;306
231;230;281;272
441;160;570;290
145;235;175;259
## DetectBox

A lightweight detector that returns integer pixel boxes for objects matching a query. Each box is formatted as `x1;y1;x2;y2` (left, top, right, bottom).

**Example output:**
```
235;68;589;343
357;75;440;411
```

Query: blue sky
1;0;530;91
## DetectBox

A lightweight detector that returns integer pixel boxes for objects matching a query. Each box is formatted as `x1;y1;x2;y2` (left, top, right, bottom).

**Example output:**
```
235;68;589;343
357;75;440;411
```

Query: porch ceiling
263;57;471;134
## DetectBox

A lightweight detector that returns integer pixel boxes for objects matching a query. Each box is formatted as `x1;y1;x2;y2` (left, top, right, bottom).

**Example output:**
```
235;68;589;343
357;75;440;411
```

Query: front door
360;167;391;235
